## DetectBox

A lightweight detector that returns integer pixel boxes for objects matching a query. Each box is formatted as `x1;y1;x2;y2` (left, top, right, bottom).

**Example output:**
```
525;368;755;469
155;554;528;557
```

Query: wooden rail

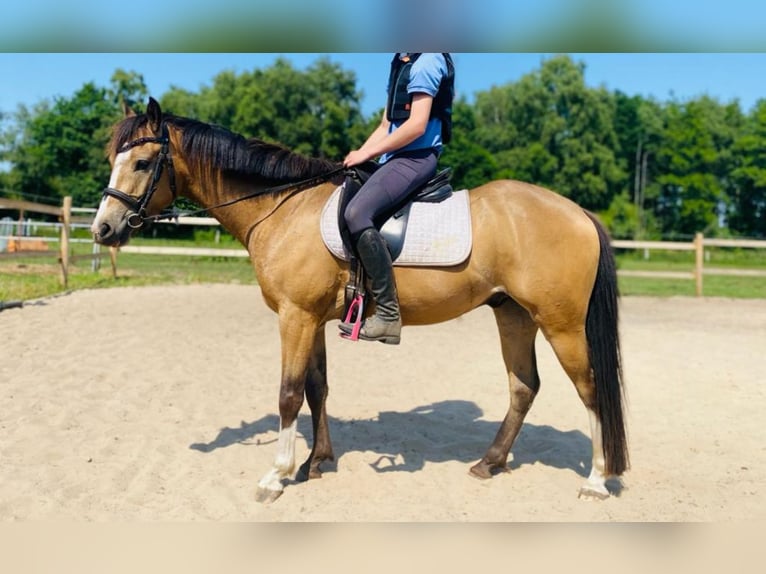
0;196;71;287
0;196;117;286
118;245;248;258
0;198;63;217
612;232;766;296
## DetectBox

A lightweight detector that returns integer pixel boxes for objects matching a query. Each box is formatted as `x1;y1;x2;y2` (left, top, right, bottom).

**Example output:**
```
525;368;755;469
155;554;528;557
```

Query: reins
102;120;345;230
146;164;345;226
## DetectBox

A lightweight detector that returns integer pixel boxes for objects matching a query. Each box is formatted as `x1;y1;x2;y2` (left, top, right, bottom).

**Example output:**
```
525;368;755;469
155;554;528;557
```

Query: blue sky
1;53;765;121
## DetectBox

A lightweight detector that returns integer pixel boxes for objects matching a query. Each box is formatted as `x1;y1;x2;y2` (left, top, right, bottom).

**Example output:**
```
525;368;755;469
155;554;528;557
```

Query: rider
339;53;455;344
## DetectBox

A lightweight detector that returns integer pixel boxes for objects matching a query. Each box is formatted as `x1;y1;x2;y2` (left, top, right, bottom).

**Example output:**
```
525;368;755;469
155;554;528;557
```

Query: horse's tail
584;211;629;476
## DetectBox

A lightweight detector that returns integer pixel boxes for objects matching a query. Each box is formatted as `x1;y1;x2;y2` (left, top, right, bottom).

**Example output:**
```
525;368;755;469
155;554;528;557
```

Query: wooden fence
0;196;117;288
3;196;766;296
613;233;766;296
1;196;71;287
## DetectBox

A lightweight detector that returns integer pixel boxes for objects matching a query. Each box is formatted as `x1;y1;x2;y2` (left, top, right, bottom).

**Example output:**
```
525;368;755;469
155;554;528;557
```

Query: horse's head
91;97;178;246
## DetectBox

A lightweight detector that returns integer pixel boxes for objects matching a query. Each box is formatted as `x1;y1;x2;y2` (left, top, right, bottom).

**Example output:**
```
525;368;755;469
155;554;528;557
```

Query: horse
91;97;628;503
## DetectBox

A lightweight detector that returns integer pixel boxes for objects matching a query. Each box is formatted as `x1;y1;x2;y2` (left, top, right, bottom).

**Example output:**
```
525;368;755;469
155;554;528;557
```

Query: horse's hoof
255;486;284;504
470;459;509;479
578;485;610;501
469;461;492;480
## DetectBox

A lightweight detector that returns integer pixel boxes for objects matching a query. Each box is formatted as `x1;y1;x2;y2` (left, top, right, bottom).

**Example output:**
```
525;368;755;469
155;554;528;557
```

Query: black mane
109;113;343;191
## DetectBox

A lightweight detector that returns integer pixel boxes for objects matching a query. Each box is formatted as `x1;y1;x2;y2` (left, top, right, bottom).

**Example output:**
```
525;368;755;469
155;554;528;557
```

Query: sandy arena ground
1;284;764;521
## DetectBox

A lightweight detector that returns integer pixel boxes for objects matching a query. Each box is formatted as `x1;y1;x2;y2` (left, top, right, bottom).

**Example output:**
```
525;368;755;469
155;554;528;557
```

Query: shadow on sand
189;399;593;479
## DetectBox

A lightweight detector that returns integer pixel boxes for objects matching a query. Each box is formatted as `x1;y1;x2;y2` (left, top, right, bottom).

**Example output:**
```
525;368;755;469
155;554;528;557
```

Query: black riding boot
339;228;401;344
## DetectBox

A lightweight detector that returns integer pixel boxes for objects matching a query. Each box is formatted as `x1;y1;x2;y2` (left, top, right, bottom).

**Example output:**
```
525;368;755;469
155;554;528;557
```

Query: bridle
101;121;345;230
101;122;177;229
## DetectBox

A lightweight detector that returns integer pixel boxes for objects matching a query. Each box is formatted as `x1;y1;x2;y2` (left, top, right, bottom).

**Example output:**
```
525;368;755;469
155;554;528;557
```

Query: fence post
694;232;704;297
59;196;72;288
109;246;118;278
92;242;101;272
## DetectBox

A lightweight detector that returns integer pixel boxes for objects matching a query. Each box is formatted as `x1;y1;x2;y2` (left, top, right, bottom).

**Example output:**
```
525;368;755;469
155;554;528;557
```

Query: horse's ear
121;99;136;118
146;97;162;133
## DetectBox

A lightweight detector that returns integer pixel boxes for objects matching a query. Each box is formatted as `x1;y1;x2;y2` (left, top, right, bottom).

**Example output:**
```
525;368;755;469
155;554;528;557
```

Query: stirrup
341;314;401;345
339;293;365;341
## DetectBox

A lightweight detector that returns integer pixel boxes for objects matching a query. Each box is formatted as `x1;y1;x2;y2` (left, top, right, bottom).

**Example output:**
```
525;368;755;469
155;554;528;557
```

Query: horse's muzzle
92;220;131;247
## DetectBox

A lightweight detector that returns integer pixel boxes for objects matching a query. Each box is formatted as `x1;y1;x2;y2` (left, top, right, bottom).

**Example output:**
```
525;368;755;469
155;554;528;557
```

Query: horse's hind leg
545;328;610;499
297;326;335;481
470;298;540;479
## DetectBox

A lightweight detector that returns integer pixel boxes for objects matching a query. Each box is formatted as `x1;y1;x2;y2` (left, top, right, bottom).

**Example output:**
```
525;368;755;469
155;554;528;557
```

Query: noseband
101;122;177;229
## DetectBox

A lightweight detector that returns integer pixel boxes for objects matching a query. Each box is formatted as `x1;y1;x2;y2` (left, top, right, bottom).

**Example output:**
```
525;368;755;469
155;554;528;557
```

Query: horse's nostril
99;223;112;238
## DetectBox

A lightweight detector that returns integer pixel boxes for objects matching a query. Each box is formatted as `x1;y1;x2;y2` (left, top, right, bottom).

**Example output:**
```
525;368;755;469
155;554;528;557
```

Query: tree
601;192;640;239
109;69;149;111
438;99;497;190
473;55;624;211
613;92;664;237
2;83;119;206
730;99;766;237
654;97;743;237
184;57;365;160
160;58;367;161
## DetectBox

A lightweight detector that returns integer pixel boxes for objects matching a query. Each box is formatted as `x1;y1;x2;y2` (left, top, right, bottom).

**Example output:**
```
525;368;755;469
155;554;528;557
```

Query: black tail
584;211;629;476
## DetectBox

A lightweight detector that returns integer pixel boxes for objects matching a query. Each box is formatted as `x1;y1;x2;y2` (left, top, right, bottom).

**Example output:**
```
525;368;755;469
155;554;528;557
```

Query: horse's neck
184;177;274;247
184;176;336;251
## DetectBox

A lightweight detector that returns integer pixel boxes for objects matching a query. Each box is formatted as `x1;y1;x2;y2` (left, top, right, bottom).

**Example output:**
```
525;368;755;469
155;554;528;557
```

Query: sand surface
1;284;764;521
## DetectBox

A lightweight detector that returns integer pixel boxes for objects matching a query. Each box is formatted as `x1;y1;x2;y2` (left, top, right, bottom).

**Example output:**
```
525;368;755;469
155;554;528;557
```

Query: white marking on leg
579;409;610;499
257;418;298;495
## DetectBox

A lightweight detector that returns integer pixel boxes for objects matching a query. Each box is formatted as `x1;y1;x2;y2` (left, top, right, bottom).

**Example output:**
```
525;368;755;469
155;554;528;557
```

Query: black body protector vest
385;53;455;144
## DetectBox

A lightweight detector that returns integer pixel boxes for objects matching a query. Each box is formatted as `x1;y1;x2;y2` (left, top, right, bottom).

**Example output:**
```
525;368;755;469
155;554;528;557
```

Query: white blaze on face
91;151;131;234
107;151;131;190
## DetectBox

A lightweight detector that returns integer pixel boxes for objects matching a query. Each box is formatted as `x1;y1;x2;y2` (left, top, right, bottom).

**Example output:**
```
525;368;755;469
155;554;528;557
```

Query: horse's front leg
297;325;335;481
255;306;319;503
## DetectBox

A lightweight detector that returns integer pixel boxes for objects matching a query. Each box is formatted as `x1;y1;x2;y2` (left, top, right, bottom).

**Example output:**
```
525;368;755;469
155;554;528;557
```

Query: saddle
336;161;456;338
336;161;454;261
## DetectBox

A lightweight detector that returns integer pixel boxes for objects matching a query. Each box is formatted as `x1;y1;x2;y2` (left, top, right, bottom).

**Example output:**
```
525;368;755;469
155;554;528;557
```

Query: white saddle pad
320;187;472;267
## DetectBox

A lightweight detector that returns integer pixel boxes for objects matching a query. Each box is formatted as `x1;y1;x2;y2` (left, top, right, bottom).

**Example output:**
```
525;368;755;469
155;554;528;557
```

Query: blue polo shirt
381;53;449;163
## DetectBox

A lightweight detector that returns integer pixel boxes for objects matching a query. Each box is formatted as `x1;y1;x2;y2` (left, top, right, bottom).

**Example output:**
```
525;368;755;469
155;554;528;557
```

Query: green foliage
654;97;743;238
1;78;135;206
600;192;639;239
438;99;497;189
473;55;624;210
729;100;766;237
110;69;149;111
160;57;364;161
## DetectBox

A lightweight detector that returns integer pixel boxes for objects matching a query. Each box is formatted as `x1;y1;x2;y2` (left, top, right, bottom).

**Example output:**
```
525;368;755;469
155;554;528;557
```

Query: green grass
618;274;766;298
0;242;257;301
614;248;766;299
2;239;766;302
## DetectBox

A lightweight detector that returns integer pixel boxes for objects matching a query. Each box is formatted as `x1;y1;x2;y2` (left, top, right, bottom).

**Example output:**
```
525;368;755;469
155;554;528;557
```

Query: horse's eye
134;159;151;171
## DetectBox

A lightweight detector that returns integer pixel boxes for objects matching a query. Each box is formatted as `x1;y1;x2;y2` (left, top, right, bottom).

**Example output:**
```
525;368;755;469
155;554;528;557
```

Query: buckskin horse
91;98;628;503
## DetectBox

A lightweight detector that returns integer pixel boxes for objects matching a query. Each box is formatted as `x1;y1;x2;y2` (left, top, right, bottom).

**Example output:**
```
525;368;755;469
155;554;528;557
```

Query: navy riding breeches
343;148;438;238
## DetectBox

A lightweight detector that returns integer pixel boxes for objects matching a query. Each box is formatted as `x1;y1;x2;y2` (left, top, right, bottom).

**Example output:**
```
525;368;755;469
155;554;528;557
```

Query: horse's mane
109;113;343;192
